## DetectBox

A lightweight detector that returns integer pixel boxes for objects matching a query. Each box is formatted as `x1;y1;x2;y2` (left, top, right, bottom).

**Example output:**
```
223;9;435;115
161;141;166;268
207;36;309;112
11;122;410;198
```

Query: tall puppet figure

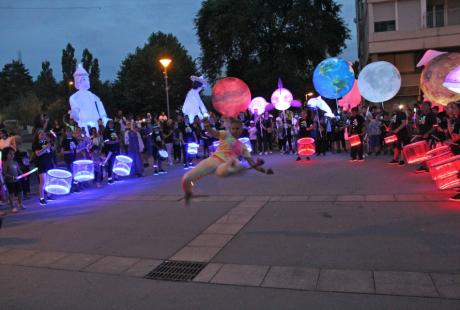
69;64;109;130
182;76;208;122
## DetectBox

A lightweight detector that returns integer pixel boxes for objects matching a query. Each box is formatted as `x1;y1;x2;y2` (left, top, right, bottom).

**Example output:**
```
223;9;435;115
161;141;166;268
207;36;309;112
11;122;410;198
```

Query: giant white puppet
69;64;109;129
182;75;208;122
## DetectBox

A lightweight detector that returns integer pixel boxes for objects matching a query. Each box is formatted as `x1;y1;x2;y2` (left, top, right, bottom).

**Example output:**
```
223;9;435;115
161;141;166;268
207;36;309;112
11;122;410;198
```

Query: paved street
1;153;460;309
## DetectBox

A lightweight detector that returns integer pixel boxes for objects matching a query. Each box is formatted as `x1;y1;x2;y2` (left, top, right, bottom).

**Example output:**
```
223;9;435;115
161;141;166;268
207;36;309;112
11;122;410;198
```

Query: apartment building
356;0;460;103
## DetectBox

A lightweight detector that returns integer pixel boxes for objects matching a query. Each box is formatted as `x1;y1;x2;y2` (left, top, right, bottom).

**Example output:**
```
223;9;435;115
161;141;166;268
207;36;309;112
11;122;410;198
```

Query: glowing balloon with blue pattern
313;58;355;99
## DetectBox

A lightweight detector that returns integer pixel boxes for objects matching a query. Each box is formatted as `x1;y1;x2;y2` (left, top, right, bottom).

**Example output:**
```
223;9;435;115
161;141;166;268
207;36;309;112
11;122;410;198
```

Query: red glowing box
428;153;454;179
430;155;460;183
402;140;429;164
297;137;316;156
427;145;451;158
348;135;361;147
435;173;460;190
384;134;398;144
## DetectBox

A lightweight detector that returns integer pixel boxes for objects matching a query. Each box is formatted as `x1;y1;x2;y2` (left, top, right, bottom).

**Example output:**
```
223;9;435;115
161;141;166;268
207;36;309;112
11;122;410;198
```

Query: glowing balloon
290;100;302;108
313;58;355;99
416;49;447;67
272;88;293;111
307;96;335;118
339;80;361;111
212;77;251;117
358;61;401;103
443;65;460;94
265;103;275;112
249;97;268;114
420;53;460;105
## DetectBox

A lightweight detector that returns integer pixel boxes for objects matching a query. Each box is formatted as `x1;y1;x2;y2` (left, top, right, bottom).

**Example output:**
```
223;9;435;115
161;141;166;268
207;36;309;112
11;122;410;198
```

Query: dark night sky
0;0;357;81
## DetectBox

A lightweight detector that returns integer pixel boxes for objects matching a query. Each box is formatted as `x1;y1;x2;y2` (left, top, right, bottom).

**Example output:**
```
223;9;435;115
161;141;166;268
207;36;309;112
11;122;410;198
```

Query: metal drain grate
145;260;207;281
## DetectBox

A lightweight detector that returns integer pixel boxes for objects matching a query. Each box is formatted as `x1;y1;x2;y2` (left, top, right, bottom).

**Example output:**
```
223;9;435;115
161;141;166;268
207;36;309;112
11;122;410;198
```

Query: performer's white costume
182;76;208;122
69;64;109;129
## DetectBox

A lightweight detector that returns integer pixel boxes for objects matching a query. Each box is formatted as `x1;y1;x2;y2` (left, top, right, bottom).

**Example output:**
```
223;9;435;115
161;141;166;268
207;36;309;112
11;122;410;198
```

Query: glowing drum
158;149;168;160
187;142;200;155
238;137;252;153
348;135;361;148
112;155;133;176
384;135;398;144
402;141;429;164
426;146;453;171
430;155;460;188
45;169;72;195
297;138;316;156
72;160;95;182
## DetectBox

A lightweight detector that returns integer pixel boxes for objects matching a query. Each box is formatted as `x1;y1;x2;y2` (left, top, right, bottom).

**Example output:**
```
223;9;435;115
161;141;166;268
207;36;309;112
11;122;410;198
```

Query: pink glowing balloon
339;80;361;111
290;100;302;108
212;77;251;117
249;97;268;114
271;88;293;111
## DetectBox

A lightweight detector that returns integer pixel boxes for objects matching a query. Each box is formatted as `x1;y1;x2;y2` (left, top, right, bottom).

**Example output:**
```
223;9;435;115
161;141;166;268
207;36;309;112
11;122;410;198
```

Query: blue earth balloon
313;58;355;99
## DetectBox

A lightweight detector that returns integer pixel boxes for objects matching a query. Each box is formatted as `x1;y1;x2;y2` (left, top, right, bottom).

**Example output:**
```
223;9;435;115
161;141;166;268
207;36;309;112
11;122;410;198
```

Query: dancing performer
181;118;273;205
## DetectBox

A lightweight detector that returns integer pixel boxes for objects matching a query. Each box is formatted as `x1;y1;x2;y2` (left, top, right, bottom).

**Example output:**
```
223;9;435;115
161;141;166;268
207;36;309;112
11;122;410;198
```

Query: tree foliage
114;32;197;115
61;43;77;96
90;58;101;93
195;0;350;99
0;60;34;107
35;60;58;107
81;48;93;72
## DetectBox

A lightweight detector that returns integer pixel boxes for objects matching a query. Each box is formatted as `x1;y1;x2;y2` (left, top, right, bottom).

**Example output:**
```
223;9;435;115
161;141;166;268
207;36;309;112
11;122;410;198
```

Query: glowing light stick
49;130;57;138
101;151;112;166
16;167;38;180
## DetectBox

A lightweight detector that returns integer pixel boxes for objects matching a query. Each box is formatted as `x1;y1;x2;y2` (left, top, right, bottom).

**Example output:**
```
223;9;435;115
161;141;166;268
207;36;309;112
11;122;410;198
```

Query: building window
427;2;445;27
374;20;396;32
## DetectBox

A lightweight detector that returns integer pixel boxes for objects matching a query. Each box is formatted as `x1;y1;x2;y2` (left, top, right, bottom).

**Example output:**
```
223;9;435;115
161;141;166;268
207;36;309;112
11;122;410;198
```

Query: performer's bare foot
266;168;274;175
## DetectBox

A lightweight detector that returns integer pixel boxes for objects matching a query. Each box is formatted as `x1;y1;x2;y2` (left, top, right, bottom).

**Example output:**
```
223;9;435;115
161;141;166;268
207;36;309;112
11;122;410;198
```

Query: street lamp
159;58;172;118
304;91;314;108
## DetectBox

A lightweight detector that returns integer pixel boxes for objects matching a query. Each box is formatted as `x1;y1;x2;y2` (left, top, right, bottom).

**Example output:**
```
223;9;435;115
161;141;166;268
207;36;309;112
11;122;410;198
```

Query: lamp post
304;91;314;108
159;58;172;118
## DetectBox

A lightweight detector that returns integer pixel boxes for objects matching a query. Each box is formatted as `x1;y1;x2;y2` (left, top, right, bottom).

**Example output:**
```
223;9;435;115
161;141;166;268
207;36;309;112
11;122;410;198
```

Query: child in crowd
2;147;23;212
90;127;105;187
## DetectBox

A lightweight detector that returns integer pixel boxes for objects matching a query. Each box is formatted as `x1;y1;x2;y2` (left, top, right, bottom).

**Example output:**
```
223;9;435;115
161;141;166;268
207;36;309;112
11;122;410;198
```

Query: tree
0;60;34;107
61;43;76;96
81;48;93;72
90;58;102;93
35;60;58;107
195;0;350;99
114;32;197;115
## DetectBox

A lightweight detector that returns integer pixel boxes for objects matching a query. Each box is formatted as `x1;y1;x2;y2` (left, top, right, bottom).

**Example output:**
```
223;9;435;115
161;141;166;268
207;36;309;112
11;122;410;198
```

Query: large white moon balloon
249;97;268;114
358;61;401;103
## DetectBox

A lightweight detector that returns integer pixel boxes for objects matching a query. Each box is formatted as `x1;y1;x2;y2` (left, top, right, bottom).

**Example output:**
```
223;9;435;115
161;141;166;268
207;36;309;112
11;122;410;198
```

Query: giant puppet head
73;64;90;90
